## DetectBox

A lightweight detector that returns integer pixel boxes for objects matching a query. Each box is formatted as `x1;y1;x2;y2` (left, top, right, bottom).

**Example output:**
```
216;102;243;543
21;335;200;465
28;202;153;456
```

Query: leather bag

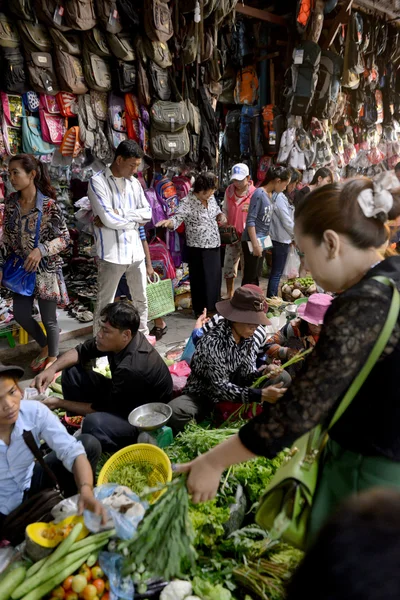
256;276;400;549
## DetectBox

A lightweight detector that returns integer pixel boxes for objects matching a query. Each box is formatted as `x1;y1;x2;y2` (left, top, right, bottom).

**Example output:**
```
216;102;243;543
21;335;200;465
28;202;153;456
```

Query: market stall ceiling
238;0;400;20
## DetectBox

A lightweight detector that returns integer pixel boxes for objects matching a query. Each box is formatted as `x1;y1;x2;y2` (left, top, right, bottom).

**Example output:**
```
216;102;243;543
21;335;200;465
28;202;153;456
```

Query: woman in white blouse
157;172;225;317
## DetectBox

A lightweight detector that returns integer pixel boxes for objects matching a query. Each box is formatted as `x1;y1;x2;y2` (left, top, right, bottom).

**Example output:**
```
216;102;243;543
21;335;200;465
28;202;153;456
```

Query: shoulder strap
328;276;400;430
34;204;43;249
22;429;62;491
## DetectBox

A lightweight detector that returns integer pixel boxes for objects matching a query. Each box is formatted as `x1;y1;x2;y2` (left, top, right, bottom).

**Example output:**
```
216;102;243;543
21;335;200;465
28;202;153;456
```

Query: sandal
31;355;49;373
150;325;168;341
76;310;93;323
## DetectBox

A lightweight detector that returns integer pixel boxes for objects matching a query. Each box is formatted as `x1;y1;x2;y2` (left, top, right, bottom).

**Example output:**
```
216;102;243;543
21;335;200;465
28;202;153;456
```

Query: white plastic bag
283;245;300;280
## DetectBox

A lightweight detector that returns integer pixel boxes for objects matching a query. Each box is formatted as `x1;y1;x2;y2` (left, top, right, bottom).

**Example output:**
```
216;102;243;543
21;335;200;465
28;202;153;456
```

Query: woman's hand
24;248;42;272
217;213;227;226
78;487;108;524
261;383;286;404
252;244;262;258
194;308;209;329
156;219;174;229
175;453;225;503
146;263;155;278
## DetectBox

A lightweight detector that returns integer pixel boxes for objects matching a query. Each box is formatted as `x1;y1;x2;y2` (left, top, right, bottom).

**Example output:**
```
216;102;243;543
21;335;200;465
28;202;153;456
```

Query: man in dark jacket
33;301;173;451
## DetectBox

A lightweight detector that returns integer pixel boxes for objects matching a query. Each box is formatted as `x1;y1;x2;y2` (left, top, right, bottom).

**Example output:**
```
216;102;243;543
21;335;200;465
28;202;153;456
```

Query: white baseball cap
231;163;250;181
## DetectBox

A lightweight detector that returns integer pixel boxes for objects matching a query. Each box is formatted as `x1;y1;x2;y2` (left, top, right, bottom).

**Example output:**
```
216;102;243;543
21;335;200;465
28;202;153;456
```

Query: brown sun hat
216;285;270;325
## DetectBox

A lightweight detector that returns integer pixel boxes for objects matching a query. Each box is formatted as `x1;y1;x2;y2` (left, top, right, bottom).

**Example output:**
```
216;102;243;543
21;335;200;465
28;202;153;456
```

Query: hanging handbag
2;208;42;296
146;273;175;321
255;275;400;549
0;430;64;545
219;224;239;245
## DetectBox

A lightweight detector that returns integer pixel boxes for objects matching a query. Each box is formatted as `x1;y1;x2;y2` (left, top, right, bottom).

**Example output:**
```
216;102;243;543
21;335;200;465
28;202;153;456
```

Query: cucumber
19;555;89;600
0;566;26;600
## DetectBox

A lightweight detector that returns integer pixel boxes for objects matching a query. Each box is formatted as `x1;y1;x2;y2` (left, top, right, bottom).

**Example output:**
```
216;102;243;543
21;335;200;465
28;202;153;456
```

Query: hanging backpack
199;85;218;168
23;91;40;112
26;53;59;96
22;111;55;154
114;60;137;94
257;156;273;184
137;61;151;107
148;237;176;280
84;27;111;58
0;14;20;49
296;0;312;35
182;21;198;66
348;12;364;75
262;104;281;155
107;31;135;61
155;176;179;216
148;62;171;101
125;92;141;141
150;100;189;132
313;50;343;120
143;38;172;69
60;126;82;156
107;92;127;149
96;0;122;34
150;128;190;160
90;90;108;121
50;29;82;56
277;127;296;165
231;19;253;66
65;0;97;31
144;0;173;44
55;49;88;95
0;47;28;94
18;22;52;54
83;48;112;92
172;176;191;201
234;66;259;105
240;105;260;158
284;41;321;116
57;92;78;117
137;172;167;230
116;0;139;31
9;0;35;21
223;109;241;158
34;0;71;32
39;94;66;145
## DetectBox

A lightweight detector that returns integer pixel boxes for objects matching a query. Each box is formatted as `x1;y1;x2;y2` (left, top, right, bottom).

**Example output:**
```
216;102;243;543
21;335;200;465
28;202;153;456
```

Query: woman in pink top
222;164;256;299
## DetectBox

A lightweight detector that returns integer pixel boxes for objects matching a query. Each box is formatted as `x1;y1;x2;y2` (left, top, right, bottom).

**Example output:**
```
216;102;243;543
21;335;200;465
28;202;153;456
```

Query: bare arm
73;455;107;523
33;349;79;393
248;225;262;257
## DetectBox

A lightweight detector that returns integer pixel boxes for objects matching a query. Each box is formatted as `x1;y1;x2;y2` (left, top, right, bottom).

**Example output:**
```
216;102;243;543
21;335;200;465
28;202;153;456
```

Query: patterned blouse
239;257;400;461
170;192;221;249
1;190;70;303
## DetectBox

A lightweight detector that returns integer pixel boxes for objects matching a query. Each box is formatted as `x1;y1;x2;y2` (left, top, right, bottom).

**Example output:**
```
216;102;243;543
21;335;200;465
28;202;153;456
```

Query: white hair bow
357;172;399;220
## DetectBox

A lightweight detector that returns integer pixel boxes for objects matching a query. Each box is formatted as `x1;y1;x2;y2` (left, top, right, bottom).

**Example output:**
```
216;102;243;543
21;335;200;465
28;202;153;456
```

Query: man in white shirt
88;140;152;335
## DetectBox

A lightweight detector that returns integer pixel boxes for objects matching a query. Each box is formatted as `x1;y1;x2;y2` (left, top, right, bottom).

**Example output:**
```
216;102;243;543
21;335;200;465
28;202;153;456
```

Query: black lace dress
239;256;400;461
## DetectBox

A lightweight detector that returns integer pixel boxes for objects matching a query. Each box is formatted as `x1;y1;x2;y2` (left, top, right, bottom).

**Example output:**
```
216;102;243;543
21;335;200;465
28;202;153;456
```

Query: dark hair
100;300;140;335
295;178;400;249
310;167;333;186
289;168;302;185
395;162;400;172
261;166;291;187
287;488;400;600
193;172;218;193
9;154;57;199
114;140;144;160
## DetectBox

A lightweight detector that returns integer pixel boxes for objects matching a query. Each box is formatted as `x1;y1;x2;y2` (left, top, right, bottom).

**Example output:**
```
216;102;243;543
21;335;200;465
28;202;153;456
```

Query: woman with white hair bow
175;174;400;545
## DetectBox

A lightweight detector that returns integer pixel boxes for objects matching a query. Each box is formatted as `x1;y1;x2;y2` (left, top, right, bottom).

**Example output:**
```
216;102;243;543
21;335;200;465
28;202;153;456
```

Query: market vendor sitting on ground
265;293;332;377
168;285;291;433
33;301;173;451
0;363;106;526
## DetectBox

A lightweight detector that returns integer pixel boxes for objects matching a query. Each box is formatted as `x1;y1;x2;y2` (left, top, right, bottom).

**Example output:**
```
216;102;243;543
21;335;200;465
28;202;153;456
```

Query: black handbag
0;431;64;545
219;225;239;245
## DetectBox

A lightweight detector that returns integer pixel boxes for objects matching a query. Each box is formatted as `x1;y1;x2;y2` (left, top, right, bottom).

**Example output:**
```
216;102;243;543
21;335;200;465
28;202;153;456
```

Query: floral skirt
35;268;69;305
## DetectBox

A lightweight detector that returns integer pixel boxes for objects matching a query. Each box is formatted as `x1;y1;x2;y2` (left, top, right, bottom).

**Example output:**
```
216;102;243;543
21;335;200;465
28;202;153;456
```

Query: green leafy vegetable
108;463;153;494
192;576;233;600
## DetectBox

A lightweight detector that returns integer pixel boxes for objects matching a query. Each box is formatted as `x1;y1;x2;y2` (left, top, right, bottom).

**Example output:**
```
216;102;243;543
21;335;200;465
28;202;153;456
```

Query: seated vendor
33;301;173;451
265;293;332;377
0;363;105;528
168;285;290;433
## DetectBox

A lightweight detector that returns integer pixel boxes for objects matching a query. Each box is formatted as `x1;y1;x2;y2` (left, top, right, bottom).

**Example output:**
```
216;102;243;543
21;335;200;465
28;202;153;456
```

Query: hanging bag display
3;207;43;295
39;95;65;145
146;273;175;320
255;276;400;550
55;48;88;95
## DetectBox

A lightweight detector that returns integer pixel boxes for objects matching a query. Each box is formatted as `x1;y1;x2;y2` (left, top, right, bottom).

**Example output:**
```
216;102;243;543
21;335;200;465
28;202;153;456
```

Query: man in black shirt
33;301;173;451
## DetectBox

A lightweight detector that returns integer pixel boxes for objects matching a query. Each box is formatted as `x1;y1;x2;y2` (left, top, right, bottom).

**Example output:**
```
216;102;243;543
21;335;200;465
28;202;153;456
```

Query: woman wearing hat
168;285;288;432
266;294;332;376
222;164;256;299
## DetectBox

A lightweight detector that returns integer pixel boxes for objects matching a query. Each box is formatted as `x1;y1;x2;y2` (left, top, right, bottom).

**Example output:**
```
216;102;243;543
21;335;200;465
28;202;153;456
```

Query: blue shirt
242;188;273;242
0;400;85;515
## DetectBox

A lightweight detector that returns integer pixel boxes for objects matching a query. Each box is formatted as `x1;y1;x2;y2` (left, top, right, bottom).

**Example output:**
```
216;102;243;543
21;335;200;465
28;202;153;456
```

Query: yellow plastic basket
97;443;172;503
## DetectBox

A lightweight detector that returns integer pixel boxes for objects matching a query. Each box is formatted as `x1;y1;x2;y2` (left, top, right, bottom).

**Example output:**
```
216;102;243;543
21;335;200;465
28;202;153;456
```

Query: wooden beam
321;0;353;49
235;3;287;27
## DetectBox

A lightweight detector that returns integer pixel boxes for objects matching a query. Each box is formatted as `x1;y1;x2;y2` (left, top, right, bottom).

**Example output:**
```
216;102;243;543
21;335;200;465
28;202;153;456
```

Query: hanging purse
0;430;64;545
219;225;239;245
256;275;400;549
2;208;42;296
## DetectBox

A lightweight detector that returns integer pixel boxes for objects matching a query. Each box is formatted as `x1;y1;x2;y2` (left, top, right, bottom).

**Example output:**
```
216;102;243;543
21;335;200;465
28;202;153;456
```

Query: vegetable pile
108;463;154;495
282;277;316;301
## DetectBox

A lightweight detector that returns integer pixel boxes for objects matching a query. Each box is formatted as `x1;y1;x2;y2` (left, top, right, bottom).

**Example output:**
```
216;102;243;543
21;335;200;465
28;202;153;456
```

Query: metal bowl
128;403;173;431
285;304;298;319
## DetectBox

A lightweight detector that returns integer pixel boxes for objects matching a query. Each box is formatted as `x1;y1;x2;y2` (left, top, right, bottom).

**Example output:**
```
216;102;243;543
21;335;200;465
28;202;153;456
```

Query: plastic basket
97;443;172;502
146;273;175;320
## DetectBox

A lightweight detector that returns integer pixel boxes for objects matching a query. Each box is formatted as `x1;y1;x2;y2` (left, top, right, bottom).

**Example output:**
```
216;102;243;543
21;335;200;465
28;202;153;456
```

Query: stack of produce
281;277;316;301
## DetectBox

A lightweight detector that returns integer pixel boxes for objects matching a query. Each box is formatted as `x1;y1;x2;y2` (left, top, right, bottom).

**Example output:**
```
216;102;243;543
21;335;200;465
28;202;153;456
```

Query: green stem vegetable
36;522;83;574
0;566;26;600
19;555;90;600
251;348;314;389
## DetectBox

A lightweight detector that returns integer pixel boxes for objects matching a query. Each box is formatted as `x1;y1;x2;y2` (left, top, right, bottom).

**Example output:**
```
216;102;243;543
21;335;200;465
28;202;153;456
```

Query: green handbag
255;275;400;549
146;273;175;321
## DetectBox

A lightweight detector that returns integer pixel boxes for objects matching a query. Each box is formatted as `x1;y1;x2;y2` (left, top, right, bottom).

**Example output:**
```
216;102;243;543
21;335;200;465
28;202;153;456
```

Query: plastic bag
99;552;133;600
283;245;300;280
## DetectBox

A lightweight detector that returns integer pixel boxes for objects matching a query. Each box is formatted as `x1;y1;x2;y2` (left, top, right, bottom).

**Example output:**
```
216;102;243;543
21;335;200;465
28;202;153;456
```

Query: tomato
91;566;104;580
102;594;110;600
65;592;79;600
92;580;105;596
71;575;88;594
79;565;92;581
63;577;74;591
80;584;98;600
51;587;65;599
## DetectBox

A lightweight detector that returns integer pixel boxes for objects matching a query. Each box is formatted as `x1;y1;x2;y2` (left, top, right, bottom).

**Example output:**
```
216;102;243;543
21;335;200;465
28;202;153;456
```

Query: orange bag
60;126;82;157
234;66;259;106
124;92;140;142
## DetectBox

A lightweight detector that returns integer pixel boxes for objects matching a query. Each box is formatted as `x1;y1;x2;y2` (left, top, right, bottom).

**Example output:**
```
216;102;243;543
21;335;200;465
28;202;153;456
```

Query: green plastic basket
146;274;175;320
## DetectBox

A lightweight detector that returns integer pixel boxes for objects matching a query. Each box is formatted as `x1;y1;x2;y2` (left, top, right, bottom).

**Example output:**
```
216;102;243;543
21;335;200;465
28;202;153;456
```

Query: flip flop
31;355;49;373
150;325;168;341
